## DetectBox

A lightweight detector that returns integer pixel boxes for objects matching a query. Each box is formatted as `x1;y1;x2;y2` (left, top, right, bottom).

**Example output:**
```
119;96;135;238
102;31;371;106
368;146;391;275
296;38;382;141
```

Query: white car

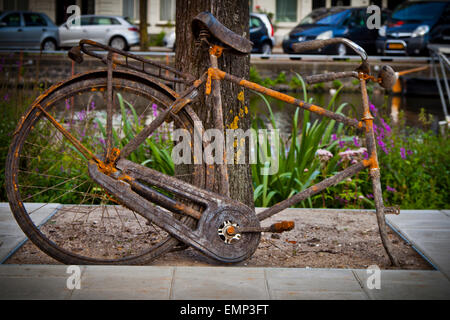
59;15;139;51
251;12;275;48
163;30;175;51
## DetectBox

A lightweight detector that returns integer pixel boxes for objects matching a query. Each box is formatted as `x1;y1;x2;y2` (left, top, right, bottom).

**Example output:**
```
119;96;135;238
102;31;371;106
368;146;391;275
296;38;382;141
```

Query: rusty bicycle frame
21;12;401;266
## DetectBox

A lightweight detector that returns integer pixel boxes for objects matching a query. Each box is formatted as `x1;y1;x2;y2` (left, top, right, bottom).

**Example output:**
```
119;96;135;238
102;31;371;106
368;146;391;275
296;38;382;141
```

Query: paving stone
0;203;60;263
0;265;76;300
0;264;72;277
171;267;269;300
70;265;173;300
354;269;450;300
270;290;367;300
0;277;73;300
265;268;367;299
387;211;450;279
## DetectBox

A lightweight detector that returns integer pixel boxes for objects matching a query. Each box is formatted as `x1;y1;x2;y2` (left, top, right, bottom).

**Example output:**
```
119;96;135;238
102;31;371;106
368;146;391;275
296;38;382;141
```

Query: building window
160;0;176;22
3;0;28;10
276;0;297;22
123;0;135;20
312;0;326;9
82;0;95;15
331;0;350;6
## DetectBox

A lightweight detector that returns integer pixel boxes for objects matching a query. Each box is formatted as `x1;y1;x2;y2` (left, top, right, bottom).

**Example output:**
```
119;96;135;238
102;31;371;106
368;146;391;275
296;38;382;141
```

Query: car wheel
110;36;128;51
42;39;56;51
261;43;272;59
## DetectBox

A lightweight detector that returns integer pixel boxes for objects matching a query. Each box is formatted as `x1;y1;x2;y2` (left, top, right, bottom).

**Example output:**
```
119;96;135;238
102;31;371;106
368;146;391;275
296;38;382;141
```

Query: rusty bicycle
5;12;400;266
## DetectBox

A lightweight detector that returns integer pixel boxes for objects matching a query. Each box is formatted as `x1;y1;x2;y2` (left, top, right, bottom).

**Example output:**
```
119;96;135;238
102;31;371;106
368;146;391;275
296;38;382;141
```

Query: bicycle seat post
207;44;230;197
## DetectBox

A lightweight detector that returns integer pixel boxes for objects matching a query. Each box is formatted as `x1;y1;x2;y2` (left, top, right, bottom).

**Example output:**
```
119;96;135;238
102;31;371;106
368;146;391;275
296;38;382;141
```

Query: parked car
376;1;450;56
0;11;59;51
59;15;139;51
282;7;390;56
250;12;275;56
163;30;175;51
163;13;275;56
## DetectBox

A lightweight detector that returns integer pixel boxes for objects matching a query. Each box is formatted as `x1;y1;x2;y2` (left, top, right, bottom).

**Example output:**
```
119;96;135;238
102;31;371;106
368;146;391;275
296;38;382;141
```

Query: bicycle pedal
384;206;400;215
266;221;295;233
236;221;295;234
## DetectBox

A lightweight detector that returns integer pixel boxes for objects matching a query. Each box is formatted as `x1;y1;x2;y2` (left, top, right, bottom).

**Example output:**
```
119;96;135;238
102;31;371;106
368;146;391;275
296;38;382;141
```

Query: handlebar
292;37;368;62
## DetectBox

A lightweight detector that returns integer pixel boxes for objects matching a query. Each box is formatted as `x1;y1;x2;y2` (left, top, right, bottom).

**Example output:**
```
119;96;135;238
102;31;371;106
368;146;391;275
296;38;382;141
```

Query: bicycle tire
6;69;207;265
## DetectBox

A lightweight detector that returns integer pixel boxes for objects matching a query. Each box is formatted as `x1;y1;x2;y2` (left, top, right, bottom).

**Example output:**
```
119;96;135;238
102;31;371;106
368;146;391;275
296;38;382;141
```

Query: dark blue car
376;1;450;56
282;7;390;56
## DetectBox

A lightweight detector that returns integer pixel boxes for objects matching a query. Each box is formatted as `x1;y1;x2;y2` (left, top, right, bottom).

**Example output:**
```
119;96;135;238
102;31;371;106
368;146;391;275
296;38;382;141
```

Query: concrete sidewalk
386;210;450;280
0;203;449;300
0;265;449;300
0;203;60;264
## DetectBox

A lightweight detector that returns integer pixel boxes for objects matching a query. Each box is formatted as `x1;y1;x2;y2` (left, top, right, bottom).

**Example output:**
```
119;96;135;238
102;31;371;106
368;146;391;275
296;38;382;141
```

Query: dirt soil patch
5;208;432;270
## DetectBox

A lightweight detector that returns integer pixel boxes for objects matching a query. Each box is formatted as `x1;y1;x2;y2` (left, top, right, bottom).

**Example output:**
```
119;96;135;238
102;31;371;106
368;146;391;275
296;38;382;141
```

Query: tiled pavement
0;204;449;300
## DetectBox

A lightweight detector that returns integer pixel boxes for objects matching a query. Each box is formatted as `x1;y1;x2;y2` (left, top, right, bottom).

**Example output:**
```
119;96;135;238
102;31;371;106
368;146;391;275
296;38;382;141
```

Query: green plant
252;74;347;207
149;31;166;47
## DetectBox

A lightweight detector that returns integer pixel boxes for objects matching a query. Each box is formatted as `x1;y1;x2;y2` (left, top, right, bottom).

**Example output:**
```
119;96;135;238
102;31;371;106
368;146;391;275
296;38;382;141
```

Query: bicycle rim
6;70;206;264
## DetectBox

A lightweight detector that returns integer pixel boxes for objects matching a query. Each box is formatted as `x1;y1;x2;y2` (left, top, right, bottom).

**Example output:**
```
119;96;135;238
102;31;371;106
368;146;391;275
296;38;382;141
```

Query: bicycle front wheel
6;69;206;264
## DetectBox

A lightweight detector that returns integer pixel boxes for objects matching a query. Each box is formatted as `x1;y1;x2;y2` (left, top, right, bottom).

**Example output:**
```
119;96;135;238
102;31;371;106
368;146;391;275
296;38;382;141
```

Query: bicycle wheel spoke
7;72;203;264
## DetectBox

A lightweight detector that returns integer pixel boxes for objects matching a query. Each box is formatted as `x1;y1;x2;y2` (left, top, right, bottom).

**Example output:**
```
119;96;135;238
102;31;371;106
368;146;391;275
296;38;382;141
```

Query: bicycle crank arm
87;160;261;263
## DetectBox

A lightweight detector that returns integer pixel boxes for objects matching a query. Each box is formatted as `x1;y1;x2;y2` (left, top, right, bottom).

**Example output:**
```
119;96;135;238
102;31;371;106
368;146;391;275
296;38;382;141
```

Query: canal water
249;90;446;135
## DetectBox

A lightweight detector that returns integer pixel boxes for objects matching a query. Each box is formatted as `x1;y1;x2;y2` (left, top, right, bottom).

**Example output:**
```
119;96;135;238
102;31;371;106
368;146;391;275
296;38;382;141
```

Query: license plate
387;43;404;50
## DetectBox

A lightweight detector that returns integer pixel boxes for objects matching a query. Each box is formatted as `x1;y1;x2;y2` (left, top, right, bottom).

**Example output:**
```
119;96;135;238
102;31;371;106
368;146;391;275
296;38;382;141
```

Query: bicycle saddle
192;12;253;54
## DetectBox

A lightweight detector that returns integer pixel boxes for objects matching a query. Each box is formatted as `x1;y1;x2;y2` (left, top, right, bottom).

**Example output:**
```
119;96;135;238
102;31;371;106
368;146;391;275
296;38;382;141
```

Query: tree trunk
139;0;148;51
175;0;254;208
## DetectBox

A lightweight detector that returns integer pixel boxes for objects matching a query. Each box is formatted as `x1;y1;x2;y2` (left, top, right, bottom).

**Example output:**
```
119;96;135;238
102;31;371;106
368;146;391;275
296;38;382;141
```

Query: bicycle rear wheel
6;70;206;264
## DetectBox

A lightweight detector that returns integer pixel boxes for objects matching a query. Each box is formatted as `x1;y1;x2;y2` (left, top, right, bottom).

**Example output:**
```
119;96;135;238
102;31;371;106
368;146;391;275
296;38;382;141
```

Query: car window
343;10;366;27
1;13;21;27
91;17;120;25
300;9;349;26
24;13;47;26
250;17;262;29
392;2;446;21
80;17;91;26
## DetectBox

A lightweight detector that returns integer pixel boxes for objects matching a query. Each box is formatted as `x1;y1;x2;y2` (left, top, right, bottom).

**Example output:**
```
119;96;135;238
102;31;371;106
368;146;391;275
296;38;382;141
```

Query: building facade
0;0;400;45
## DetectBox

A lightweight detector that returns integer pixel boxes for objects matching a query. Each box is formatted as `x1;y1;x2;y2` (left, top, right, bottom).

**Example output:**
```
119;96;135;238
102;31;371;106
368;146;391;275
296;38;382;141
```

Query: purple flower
331;134;338;141
98;137;106;145
366;193;374;199
77;110;86;121
338;140;345;148
400;147;406;159
90;101;95;111
380;118;391;134
3;93;9;101
407;149;413;156
65;99;70;110
369;103;378;116
363;150;369;159
386;185;397;193
152;103;158;117
377;137;388;154
353;136;360;147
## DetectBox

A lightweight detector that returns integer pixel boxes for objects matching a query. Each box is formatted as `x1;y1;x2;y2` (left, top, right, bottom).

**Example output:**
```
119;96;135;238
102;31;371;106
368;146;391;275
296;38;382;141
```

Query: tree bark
139;0;149;51
175;0;254;208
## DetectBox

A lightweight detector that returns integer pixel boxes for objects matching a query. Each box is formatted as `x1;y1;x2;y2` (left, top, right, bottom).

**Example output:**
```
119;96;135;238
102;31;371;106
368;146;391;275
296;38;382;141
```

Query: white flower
316;149;333;162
